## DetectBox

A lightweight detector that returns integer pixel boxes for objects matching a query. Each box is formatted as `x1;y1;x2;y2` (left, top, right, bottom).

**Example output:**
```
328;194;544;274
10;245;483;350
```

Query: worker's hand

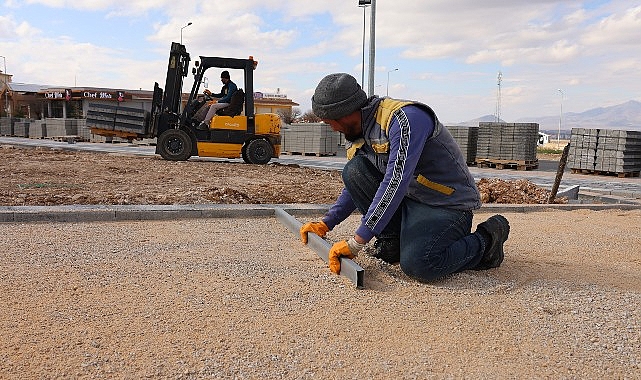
328;238;365;274
300;221;329;244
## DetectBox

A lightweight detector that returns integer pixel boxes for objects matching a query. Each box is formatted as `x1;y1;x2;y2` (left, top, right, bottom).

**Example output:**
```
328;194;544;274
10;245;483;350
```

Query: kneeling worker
300;73;510;281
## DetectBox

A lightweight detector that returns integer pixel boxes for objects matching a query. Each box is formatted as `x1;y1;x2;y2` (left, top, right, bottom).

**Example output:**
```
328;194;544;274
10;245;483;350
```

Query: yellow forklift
87;42;281;164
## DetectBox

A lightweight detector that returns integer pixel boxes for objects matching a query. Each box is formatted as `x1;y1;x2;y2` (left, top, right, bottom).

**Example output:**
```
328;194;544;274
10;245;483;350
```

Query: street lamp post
358;2;369;90
180;22;193;44
557;89;564;148
367;0;376;97
386;68;398;97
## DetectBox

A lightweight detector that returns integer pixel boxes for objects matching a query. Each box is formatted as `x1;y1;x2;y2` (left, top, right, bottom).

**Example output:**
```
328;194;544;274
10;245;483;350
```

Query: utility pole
557;89;564;148
495;71;502;122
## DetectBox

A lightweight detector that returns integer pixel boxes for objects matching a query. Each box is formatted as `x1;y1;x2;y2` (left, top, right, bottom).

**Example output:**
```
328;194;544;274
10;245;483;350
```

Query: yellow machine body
196;113;281;159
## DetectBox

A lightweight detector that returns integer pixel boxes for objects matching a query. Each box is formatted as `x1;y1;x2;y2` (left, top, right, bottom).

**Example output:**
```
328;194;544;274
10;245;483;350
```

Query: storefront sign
44;91;65;99
42;89;130;101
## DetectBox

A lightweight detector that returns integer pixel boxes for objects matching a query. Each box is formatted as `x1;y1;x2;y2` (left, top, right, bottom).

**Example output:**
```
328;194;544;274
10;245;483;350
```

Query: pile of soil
0;145;561;206
0;145;343;206
477;177;566;204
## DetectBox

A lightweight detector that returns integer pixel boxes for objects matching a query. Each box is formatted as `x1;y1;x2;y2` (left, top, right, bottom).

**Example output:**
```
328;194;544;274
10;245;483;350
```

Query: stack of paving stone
477;122;539;165
0;117;14;136
28;120;47;138
281;123;339;156
568;128;641;176
446;125;478;164
12;119;30;137
75;119;91;141
86;103;148;134
45;118;78;137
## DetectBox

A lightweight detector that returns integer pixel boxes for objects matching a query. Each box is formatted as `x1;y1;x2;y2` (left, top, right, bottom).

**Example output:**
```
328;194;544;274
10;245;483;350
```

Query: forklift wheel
241;144;250;164
158;129;193;161
244;139;273;165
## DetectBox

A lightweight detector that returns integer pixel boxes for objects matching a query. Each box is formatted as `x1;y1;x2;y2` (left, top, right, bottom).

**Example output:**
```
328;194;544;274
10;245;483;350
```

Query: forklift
87;42;281;164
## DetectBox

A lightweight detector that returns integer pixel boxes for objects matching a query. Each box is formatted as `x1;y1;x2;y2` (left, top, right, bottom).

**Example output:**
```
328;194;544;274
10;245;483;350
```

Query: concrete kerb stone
1;202;641;224
0;204;333;223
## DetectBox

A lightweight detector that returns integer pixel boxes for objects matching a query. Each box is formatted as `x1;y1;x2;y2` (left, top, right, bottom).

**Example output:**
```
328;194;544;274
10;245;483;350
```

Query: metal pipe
274;208;364;288
367;0;376;97
359;4;368;89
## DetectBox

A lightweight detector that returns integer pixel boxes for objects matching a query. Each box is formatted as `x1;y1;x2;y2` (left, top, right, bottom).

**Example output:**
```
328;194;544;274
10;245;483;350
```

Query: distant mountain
455;100;641;132
453;114;505;127
516;100;641;132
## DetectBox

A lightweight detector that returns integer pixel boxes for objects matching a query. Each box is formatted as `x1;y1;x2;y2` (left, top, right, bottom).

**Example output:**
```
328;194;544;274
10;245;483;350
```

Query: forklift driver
196;70;238;130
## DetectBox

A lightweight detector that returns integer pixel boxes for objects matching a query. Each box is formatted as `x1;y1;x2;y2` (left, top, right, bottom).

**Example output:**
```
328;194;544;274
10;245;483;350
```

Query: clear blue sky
1;0;639;124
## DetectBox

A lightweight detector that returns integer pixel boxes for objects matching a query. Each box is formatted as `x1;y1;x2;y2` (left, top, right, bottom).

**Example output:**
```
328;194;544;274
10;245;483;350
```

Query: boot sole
476;215;510;270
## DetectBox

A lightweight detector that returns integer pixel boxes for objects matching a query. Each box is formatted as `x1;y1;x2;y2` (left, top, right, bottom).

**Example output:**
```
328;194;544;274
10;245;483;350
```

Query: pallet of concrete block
86;102;149;134
29;120;47;138
0;117;14;136
12;119;30;137
567;128;597;171
281;123;339;156
45;118;78;138
476;122;539;170
446;125;478;165
569;128;641;177
75;119;91;142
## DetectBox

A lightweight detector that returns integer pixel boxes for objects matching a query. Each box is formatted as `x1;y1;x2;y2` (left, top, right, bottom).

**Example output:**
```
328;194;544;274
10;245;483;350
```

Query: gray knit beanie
312;73;367;120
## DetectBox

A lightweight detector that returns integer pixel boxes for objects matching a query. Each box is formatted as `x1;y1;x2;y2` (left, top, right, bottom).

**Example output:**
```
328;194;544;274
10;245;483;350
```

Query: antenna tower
495;71;502;122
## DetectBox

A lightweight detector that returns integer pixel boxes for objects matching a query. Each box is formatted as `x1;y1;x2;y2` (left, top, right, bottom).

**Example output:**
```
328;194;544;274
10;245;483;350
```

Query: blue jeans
343;156;484;282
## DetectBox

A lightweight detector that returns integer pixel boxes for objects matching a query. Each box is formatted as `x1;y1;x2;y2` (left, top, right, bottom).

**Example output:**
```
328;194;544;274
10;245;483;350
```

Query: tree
277;107;302;124
298;110;321;123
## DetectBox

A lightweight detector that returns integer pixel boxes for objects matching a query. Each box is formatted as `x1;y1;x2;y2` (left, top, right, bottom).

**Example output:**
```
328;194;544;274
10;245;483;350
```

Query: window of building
49;101;64;118
66;100;83;119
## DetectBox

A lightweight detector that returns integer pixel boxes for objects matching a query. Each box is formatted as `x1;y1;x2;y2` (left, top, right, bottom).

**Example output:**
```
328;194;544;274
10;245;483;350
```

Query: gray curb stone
1;202;640;224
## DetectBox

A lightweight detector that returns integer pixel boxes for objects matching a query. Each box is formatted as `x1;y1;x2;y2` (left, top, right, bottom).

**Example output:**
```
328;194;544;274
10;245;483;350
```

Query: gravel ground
1;210;640;378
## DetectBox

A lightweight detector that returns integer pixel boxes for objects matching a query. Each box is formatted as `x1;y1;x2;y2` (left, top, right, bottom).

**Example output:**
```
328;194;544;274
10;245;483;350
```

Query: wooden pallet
45;135;84;143
570;169;640;178
89;128;140;140
280;151;337;157
476;159;539;171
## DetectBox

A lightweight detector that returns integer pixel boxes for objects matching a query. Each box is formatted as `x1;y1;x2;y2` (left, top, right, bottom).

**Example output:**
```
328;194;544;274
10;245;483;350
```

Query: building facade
1;77;299;122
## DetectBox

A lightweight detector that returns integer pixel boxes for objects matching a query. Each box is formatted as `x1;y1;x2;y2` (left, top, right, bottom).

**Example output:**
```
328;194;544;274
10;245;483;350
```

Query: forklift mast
152;42;190;137
163;42;191;113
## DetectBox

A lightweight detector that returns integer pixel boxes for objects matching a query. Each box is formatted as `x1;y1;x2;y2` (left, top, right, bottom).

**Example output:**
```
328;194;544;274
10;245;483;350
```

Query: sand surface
1;210;639;378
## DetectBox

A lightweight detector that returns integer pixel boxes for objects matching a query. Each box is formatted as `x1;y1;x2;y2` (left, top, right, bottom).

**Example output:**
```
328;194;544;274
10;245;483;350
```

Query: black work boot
370;237;401;264
196;122;209;131
474;214;510;270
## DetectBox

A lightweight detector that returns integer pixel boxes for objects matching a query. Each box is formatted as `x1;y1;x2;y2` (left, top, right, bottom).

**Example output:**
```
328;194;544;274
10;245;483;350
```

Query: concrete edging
1;202;640;224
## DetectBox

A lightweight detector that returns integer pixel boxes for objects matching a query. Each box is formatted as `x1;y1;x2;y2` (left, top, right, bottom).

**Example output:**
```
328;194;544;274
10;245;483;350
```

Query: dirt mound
0;145;560;206
477;177;567;204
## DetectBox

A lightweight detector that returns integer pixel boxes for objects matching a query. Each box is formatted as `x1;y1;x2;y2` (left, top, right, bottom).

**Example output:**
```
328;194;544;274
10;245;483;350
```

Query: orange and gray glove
328;238;365;274
300;221;330;244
